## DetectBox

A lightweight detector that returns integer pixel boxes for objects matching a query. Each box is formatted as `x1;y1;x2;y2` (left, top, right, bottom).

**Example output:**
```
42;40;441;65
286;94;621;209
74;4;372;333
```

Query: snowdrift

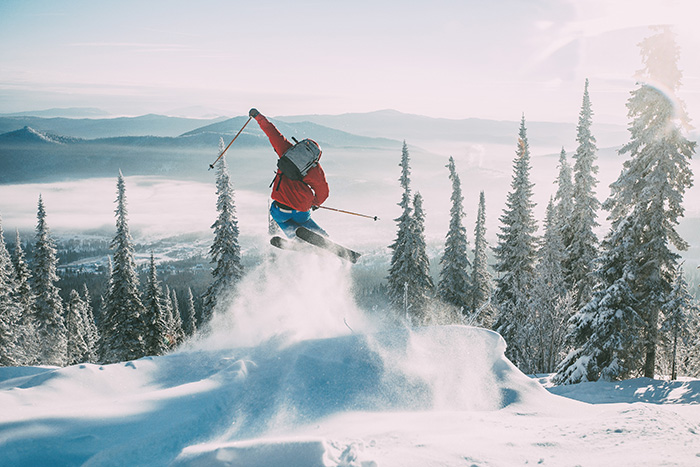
0;324;551;466
10;255;697;466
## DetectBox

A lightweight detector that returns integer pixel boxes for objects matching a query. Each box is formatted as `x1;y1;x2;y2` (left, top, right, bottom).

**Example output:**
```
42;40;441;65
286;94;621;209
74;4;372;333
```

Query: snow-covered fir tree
553;147;574;262
163;284;174;346
65;289;89;365
408;192;434;324
387;142;434;324
566;79;600;308
142;253;169;357
81;283;99;363
201;144;243;324
437;157;472;317
98;257;113;351
32;196;67;366
554;217;646;384
184;287;197;337
556;28;695;383
525;199;574;374
471;191;494;328
388;141;415;319
11;229;38;365
612;26;694;378
0;217;21;366
660;266;699;379
162;285;183;348
100;173;147;364
556;278;644;383
493;117;538;367
169;287;185;346
637;26;691;127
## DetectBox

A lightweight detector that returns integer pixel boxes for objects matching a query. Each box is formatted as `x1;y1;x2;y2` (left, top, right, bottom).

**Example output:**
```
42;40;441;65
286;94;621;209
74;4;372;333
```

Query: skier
249;108;329;238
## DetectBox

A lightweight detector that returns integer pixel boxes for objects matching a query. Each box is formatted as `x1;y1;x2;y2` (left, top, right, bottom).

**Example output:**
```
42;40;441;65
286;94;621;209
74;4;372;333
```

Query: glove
249;108;260;118
311;205;319;211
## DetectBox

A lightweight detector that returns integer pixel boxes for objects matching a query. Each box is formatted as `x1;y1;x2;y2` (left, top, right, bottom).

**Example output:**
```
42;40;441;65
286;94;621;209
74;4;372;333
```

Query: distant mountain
0;126;83;145
276;109;630;149
181;116;398;149
0;119;402;184
0;114;228;139
0;109;643;186
0;107;112;118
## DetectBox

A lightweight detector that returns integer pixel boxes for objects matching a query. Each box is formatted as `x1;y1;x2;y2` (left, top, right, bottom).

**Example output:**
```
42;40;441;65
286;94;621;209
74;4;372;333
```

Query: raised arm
250;109;293;157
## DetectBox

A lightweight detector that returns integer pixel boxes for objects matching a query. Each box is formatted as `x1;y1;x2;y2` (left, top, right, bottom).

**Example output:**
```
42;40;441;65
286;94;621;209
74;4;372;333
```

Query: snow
1;254;700;466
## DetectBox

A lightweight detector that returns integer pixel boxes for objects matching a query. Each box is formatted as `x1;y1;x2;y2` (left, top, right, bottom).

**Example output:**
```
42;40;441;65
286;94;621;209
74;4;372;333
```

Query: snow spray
361;326;506;412
187;250;511;418
194;252;373;350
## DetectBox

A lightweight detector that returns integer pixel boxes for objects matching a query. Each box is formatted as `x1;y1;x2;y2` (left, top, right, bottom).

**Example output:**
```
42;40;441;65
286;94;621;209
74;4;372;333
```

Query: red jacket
254;114;329;212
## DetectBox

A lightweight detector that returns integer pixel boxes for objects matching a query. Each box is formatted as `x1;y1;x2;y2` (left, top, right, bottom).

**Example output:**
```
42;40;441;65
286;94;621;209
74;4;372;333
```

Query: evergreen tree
100;173;147;363
81;284;99;363
493;117;538;367
636;26;691;128
184;287;198;337
169;287;185;346
407;192;434;323
65;289;89;365
437;157;472;317
612;27;694;378
566;79;600;308
555;216;646;384
162;285;177;348
0;217;20;366
556;28;695;383
387;142;434;324
471;191;494;327
660;266;699;380
32;196;67;366
554;147;574;257
12;229;38;365
388;141;415;319
525;199;574;374
556;276;644;383
142;254;169;356
163;284;174;343
202;145;243;324
98;257;112;353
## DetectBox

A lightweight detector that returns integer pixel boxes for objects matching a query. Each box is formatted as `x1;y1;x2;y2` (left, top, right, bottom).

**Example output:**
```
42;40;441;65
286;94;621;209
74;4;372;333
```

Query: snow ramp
0;325;553;466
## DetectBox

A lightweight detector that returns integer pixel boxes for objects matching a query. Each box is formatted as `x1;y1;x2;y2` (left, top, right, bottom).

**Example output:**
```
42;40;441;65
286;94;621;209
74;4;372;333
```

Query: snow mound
0;255;558;466
0;325;550;466
546;376;700;405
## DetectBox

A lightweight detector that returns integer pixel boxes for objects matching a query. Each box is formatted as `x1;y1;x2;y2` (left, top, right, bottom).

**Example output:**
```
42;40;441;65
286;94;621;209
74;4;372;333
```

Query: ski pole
318;205;379;221
208;116;253;170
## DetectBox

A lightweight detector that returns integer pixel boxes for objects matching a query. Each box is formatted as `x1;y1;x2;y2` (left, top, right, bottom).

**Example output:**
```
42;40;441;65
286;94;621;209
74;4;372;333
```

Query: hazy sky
1;0;699;123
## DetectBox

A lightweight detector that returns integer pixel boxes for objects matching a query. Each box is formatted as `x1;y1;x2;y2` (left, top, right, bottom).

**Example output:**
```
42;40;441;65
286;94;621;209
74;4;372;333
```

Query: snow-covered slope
1;254;699;466
0;325;530;466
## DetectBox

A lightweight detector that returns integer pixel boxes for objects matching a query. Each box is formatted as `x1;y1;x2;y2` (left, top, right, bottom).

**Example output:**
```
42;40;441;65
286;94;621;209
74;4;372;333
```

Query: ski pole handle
318;205;379;221
208;115;253;170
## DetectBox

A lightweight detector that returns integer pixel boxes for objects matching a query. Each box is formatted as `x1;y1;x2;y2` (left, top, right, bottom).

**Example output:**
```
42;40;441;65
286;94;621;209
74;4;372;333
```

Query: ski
295;227;361;263
270;236;302;251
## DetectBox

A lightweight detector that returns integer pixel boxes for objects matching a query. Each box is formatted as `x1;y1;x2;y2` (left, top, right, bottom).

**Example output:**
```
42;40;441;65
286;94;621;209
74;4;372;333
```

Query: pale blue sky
1;0;699;123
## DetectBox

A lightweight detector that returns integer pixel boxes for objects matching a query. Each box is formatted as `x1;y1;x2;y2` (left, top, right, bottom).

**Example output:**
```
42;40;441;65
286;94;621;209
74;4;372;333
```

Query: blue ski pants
270;202;328;238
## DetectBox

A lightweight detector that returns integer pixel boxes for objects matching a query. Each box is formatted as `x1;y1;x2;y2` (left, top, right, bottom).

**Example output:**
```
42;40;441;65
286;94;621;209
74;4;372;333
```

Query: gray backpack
277;138;321;180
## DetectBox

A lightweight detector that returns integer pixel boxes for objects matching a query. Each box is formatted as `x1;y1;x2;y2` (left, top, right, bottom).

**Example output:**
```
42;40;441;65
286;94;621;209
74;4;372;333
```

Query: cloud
0;176;269;240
